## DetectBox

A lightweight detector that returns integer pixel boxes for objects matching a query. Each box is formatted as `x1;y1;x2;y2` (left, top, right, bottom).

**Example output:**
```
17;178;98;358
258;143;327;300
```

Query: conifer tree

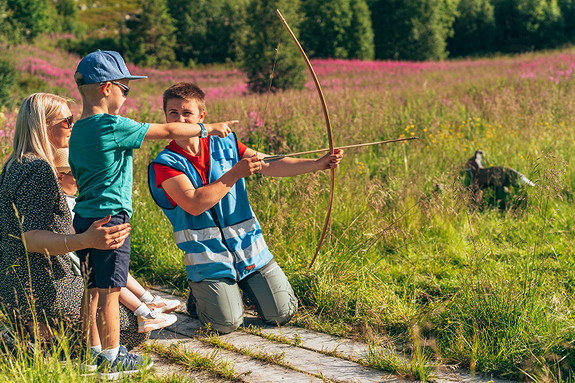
300;0;353;58
167;0;248;65
370;0;458;61
493;0;563;52
241;0;306;93
123;0;176;67
347;0;375;59
448;0;496;57
558;0;575;41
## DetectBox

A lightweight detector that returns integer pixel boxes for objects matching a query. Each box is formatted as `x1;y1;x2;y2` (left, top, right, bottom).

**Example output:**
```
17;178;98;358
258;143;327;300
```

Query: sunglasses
55;115;74;129
99;81;130;97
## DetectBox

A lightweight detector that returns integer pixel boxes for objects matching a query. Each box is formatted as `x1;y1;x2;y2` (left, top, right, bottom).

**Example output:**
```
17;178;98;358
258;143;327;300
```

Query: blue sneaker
97;346;153;380
80;348;99;373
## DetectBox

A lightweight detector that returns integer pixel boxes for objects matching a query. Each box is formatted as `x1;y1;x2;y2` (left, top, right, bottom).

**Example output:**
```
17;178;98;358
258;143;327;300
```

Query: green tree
558;0;575;41
54;0;82;35
300;0;374;59
241;0;307;93
6;0;51;40
347;0;375;59
0;0;21;43
300;0;353;58
493;0;563;52
123;0;176;67
0;57;16;108
369;0;458;61
167;0;248;65
448;0;497;56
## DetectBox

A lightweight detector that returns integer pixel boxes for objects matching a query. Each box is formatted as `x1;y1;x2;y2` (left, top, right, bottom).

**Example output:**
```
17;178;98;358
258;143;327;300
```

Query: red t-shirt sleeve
154;163;184;187
153;163;182;207
237;140;248;158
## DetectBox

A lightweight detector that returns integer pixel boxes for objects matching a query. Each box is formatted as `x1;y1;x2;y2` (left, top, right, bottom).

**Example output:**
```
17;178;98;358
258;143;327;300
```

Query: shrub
0;57;16;108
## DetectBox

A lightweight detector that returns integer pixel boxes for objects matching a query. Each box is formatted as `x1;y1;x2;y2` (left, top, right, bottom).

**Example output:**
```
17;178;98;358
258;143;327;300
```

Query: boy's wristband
198;123;208;138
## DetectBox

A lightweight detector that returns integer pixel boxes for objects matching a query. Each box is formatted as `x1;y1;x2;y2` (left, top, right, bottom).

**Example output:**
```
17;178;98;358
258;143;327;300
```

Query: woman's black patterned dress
0;154;146;349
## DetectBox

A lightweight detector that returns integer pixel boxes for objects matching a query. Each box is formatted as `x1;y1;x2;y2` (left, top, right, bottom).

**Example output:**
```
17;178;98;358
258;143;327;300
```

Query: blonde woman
0;93;144;349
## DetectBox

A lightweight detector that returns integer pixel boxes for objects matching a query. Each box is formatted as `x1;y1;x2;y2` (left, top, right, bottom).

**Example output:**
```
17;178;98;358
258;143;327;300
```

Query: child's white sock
139;290;154;304
134;303;153;318
100;346;119;362
91;344;102;354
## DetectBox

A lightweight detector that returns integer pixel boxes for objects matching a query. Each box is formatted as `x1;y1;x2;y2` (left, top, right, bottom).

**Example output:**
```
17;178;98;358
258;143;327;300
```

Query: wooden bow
276;9;334;269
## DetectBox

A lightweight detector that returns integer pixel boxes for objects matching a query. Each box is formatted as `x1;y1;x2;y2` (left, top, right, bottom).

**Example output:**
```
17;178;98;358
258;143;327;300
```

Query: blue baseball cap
75;49;147;85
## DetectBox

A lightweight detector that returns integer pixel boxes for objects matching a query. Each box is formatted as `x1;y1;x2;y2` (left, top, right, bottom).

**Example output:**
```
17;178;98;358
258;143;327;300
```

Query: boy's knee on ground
242;260;298;326
198;309;243;334
190;278;244;334
261;295;298;326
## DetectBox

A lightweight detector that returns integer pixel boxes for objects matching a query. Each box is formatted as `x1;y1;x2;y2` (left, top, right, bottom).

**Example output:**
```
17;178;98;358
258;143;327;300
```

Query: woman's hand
83;215;131;250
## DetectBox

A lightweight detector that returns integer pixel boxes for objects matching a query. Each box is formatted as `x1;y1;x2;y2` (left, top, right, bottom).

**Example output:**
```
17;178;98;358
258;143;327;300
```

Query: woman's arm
11;159;128;255
23;215;130;255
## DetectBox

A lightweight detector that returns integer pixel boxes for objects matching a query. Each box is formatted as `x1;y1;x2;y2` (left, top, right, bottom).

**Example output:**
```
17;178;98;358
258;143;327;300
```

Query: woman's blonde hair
5;93;70;172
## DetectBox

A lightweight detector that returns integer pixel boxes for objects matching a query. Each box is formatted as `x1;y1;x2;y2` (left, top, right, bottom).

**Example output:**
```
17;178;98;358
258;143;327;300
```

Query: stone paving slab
151;354;236;383
254;325;508;383
152;331;325;382
148;287;513;383
153;314;390;382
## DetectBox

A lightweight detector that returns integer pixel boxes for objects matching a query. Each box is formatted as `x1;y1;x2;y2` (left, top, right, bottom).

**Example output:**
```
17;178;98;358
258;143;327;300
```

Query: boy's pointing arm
145;121;238;140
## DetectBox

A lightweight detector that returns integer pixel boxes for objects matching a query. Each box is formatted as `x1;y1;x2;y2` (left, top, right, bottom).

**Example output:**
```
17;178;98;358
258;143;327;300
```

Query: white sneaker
146;295;181;314
137;309;177;333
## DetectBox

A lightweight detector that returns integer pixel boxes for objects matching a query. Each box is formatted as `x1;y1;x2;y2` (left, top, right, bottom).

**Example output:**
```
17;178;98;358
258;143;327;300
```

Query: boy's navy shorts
73;212;130;289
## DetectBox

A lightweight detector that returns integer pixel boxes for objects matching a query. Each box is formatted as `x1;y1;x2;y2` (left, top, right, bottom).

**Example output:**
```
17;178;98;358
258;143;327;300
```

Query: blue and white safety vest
148;134;273;282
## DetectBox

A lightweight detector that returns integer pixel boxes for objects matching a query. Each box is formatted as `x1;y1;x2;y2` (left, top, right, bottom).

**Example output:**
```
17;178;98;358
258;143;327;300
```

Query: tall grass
3;39;575;379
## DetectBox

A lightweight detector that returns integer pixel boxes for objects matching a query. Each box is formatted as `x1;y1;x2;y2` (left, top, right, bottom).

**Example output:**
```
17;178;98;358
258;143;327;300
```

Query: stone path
144;287;512;382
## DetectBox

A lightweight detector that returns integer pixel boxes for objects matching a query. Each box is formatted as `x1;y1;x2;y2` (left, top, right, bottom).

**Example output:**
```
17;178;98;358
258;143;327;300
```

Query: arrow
261;136;418;162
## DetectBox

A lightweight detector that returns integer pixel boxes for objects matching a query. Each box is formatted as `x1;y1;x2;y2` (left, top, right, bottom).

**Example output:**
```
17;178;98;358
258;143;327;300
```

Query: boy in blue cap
70;50;237;379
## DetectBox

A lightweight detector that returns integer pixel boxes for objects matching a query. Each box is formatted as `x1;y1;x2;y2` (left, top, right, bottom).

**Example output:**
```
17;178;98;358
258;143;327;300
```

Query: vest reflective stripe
222;217;258;239
184;249;232;266
174;217;258;245
174;226;222;244
184;234;268;266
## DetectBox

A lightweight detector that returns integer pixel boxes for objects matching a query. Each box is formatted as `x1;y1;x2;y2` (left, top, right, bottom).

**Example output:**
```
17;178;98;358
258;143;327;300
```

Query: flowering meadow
4;40;575;380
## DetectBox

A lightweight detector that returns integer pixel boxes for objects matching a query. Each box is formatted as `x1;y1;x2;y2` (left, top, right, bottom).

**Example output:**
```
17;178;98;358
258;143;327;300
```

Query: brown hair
162;82;206;115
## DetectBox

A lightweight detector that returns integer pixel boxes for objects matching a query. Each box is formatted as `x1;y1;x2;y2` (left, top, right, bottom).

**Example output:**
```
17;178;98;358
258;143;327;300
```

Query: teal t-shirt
68;114;150;218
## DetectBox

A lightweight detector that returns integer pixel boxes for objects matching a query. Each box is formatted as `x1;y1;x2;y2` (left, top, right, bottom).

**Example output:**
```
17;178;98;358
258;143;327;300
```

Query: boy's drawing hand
86;215;131;249
233;155;263;178
318;149;344;169
207;120;239;138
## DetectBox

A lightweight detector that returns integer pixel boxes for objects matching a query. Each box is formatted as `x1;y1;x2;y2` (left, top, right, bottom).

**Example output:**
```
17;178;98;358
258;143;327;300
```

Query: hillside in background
76;0;139;36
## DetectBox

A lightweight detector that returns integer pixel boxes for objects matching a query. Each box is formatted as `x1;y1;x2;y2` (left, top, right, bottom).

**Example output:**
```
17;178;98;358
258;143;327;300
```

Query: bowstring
254;24;282;158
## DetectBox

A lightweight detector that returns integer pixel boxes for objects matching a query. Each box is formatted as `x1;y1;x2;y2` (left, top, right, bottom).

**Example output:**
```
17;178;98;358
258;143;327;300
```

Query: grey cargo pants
188;259;298;334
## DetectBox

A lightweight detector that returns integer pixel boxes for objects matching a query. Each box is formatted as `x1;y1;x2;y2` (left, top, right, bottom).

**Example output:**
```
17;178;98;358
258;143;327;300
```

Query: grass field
3;38;575;380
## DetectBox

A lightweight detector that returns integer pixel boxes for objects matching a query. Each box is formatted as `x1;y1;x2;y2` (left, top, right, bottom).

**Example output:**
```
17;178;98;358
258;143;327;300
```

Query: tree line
2;0;575;93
